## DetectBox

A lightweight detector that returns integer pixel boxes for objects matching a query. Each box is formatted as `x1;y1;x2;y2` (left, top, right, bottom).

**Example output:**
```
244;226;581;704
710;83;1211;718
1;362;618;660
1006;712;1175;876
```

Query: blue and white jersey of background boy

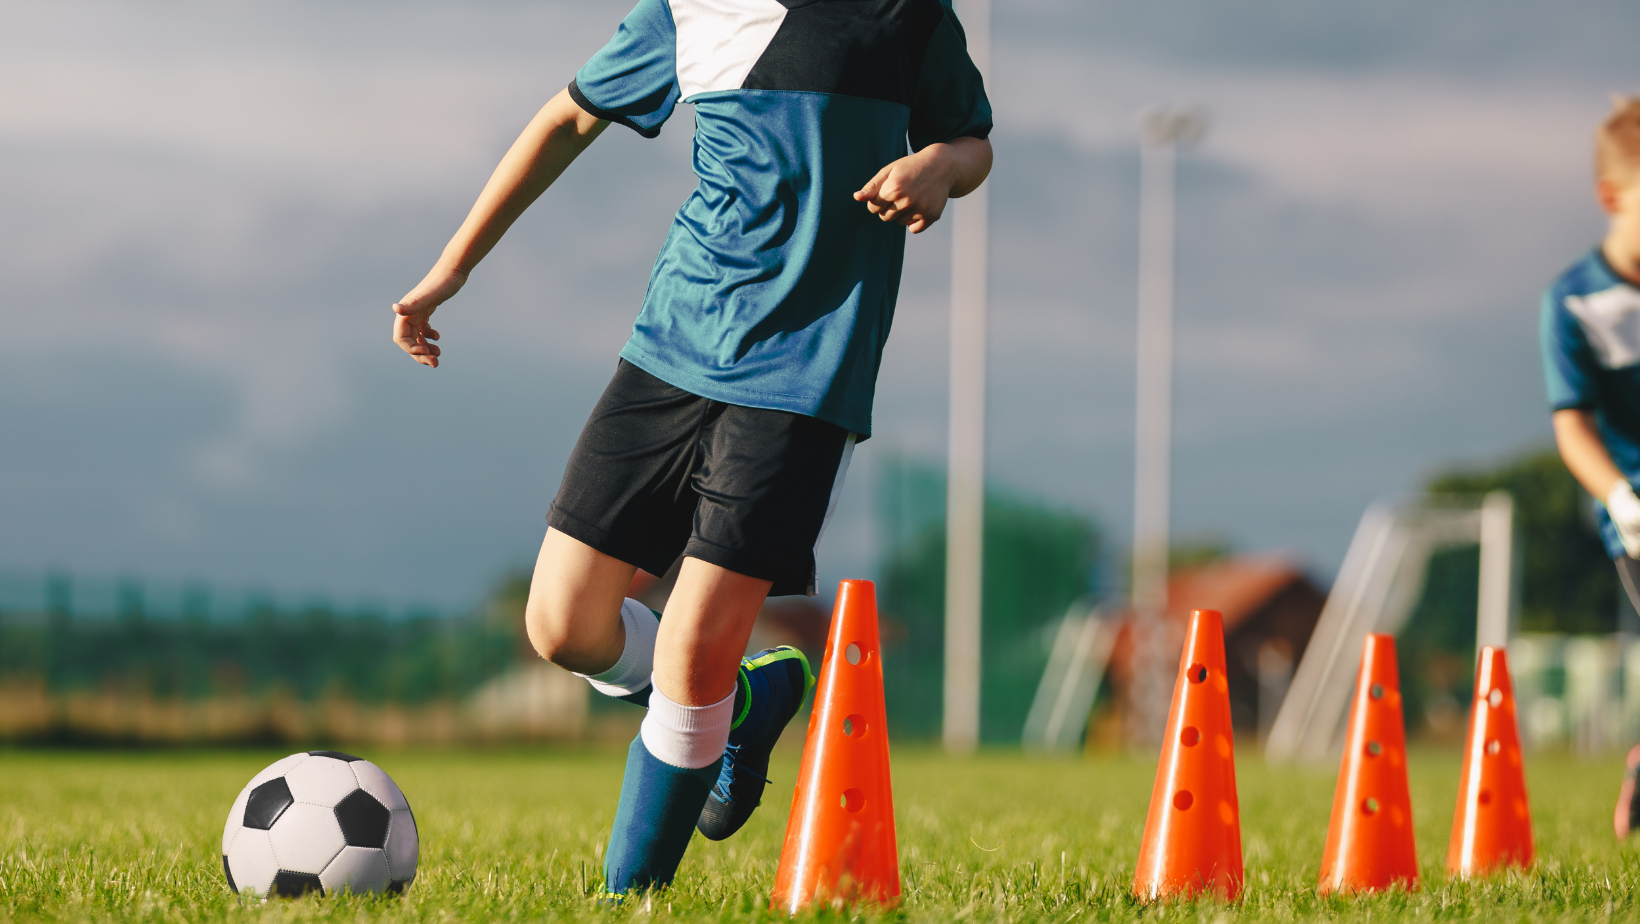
569;0;992;437
1542;248;1640;558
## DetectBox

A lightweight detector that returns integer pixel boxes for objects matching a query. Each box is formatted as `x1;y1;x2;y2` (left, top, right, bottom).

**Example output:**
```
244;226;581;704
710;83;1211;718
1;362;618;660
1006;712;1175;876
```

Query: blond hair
1597;95;1640;182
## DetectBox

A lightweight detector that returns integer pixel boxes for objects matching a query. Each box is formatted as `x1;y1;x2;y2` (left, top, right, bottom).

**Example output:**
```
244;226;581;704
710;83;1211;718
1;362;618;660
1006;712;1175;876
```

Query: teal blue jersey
1541;248;1640;558
569;0;991;437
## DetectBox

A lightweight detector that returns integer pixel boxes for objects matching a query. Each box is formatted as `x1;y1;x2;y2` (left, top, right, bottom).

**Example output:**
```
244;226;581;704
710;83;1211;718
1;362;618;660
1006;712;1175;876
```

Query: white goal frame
1263;491;1514;764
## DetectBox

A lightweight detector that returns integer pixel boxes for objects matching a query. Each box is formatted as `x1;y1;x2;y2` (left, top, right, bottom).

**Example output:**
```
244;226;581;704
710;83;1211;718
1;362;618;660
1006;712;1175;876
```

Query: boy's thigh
547;360;706;578
687;403;852;597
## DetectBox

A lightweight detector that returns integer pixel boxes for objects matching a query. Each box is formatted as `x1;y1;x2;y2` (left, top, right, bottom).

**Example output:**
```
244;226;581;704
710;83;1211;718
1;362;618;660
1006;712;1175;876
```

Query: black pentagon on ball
334;788;391;847
222;855;236;893
271;870;324;898
307;750;362;762
243;777;294;830
387;876;412;895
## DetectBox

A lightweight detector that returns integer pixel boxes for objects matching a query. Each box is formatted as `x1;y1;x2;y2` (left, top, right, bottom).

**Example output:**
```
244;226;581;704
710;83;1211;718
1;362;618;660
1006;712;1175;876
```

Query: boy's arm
1554;407;1640;556
853;136;992;235
393;89;608;368
1554;408;1625;498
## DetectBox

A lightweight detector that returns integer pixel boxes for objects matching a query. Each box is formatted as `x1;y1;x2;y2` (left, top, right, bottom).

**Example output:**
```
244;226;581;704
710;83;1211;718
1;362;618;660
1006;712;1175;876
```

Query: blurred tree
0;574;520;706
875;460;1101;743
1397;446;1615;734
1426;446;1614;635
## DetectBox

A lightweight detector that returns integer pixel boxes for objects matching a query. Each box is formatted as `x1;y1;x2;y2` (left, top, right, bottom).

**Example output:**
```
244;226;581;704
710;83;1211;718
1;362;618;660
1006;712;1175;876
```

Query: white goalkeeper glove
1608;480;1640;559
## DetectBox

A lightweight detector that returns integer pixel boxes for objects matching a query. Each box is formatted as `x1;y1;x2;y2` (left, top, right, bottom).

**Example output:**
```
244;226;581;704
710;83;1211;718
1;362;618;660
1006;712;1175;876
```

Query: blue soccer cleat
696;646;814;841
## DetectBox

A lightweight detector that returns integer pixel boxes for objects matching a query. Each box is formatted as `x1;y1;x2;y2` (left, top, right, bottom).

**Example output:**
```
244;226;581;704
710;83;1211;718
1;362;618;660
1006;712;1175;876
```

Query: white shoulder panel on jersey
1567;285;1640;369
671;0;788;100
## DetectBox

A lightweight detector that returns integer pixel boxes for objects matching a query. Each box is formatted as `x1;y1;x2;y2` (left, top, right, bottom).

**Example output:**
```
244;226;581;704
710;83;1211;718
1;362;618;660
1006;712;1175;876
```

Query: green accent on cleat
699;646;813;841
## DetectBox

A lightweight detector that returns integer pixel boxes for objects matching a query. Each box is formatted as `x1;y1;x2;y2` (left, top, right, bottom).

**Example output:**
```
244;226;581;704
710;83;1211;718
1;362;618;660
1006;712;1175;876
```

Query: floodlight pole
1475;491;1515;653
1130;107;1204;745
943;0;992;755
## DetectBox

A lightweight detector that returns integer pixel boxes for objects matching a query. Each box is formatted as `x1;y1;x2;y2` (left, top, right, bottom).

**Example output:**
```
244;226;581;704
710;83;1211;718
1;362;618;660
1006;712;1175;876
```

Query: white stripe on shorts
806;434;856;596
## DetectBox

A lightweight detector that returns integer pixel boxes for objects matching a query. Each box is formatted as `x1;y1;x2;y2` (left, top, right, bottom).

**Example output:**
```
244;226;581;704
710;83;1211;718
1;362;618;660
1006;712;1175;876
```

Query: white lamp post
1130;106;1205;744
943;0;992;755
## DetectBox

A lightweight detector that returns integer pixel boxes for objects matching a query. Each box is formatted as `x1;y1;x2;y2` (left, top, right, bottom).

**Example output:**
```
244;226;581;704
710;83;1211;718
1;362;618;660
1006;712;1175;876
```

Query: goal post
1263;491;1515;764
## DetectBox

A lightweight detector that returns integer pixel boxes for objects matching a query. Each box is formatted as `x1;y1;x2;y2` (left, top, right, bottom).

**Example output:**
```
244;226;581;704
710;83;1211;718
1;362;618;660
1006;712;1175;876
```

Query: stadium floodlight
943;0;992;755
1128;106;1206;746
1264;492;1516;764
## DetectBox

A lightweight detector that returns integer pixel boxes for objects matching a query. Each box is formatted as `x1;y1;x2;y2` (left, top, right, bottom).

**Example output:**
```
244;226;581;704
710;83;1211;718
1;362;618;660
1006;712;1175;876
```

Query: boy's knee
524;597;579;666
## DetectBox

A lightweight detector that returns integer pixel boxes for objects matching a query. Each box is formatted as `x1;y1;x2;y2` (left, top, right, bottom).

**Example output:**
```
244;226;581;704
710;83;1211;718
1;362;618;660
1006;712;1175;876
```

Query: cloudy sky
2;0;1635;610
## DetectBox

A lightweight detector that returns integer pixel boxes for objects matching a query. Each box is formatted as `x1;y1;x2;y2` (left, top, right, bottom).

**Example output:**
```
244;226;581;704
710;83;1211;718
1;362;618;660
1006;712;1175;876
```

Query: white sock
575;598;659;698
640;681;734;769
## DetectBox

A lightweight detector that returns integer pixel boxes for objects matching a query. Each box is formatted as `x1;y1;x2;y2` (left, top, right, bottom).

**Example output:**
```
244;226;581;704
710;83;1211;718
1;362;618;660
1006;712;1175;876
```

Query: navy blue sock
604;733;721;894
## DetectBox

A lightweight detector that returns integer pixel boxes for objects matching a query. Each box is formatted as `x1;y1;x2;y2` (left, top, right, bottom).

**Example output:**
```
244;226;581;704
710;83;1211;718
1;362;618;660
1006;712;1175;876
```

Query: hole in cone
1361;797;1380;816
1486;738;1501;756
1173;790;1193;811
1488;688;1503;708
1478;789;1493;806
840;788;864;812
1188;664;1207;684
1369;683;1384;700
842;715;865;738
1365;740;1382;757
1180;726;1200;747
845;643;863;666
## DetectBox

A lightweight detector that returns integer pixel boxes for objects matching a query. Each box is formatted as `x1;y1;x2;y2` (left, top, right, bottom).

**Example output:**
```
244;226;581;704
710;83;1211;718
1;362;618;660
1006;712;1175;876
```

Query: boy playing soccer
1542;96;1640;838
390;0;992;894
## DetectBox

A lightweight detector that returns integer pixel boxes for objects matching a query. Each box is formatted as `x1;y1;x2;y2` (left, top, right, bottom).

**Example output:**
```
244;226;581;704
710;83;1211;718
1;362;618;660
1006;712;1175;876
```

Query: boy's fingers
854;166;892;201
424;325;440;341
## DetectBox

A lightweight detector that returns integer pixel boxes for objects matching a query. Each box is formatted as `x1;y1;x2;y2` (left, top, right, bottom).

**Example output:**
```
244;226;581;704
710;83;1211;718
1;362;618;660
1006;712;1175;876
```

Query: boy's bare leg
652;558;772;705
523;528;636;675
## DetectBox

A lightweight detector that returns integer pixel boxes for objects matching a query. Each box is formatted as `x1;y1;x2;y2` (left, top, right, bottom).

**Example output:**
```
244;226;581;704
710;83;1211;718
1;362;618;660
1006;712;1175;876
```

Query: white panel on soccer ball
283;756;359;806
320;845;392;896
384;809;419;882
222;785;250;855
268;802;346;875
350;760;409;812
245;753;309;791
226;827;279;898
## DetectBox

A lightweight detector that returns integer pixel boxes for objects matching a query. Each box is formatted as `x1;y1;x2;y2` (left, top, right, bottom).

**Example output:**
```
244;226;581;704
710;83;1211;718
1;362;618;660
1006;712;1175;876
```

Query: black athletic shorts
548;360;855;597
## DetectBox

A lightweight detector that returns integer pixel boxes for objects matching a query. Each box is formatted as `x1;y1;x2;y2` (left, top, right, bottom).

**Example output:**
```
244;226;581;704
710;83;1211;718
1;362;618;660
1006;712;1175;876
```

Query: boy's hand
1610;481;1640;558
392;265;466;368
854;148;957;234
853;137;992;235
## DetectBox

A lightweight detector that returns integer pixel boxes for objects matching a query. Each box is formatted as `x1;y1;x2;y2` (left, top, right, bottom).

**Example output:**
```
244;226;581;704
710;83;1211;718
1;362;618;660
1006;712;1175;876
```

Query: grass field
2;746;1639;922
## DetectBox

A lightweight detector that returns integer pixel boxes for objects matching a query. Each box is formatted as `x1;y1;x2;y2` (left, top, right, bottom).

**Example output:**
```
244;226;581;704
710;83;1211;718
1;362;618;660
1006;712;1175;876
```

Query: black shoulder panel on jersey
568;80;664;140
742;0;945;106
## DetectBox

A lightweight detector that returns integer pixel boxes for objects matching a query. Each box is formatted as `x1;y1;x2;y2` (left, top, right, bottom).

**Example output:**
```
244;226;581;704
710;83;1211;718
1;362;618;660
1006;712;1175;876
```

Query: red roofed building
1106;555;1325;737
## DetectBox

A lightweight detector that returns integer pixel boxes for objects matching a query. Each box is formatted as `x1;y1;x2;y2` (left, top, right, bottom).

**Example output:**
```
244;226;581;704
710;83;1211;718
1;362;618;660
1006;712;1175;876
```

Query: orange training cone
771;580;899;912
1133;609;1244;901
1446;645;1533;875
1318;633;1418;893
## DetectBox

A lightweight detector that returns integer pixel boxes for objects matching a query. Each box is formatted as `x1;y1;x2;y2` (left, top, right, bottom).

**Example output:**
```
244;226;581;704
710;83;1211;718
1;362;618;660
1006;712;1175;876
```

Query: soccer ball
221;750;418;899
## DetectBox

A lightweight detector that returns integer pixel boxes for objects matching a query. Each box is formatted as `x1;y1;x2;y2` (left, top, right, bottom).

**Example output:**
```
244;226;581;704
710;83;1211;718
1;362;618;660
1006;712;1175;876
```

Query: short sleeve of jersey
1542;287;1599;411
908;2;992;152
568;0;679;139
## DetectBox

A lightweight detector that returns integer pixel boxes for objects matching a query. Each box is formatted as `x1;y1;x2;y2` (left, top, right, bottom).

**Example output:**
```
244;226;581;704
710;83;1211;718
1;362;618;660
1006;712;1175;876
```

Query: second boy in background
1542;96;1640;839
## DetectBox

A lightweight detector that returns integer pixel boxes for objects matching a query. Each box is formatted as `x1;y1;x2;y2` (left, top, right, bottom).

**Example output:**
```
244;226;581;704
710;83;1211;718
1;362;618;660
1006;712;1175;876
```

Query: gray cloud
0;0;1622;607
